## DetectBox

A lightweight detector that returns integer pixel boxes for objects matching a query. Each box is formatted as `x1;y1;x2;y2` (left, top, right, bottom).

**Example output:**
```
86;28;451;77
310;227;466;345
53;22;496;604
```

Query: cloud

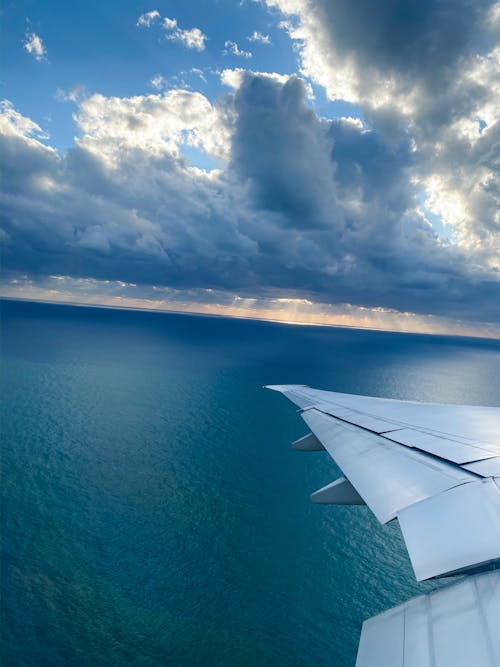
267;0;495;107
264;0;500;270
136;10;160;27
1;68;498;329
163;17;207;51
137;12;207;50
149;75;166;90
248;31;271;44
55;84;87;103
221;68;314;97
189;68;207;82
4;2;498;334
3;275;498;338
223;40;252;58
0;90;249;289
0;100;49;140
23;31;46;61
72;88;231;158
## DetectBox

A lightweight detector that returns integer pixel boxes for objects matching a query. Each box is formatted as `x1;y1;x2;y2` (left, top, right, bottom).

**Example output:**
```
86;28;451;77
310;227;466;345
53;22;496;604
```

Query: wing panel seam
313;407;485;477
473;575;496;667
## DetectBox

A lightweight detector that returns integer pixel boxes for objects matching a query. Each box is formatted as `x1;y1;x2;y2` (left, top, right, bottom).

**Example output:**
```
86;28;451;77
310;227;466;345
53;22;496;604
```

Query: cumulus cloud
268;0;494;107
265;0;500;270
248;31;271;44
163;17;207;51
223;40;252;58
72;88;231;159
137;11;207;50
221;67;314;97
0;89;251;288
23;31;46;61
1;69;498;327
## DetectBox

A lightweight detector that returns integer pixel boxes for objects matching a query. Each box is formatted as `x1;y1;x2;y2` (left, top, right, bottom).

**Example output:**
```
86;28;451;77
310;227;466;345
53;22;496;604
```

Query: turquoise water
2;299;500;667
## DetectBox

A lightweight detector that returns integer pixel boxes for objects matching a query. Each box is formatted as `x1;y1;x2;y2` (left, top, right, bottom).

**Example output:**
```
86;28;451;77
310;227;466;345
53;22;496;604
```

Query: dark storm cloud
310;0;491;81
231;76;341;229
227;74;472;313
272;0;500;249
271;0;497;101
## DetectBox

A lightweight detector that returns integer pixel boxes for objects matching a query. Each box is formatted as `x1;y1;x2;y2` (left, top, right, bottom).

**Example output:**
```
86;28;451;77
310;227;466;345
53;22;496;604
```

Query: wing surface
266;384;500;464
267;384;500;580
265;384;500;666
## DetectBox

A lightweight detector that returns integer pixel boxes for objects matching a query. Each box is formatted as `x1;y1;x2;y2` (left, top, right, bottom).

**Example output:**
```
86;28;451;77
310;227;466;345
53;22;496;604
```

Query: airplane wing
265;384;500;667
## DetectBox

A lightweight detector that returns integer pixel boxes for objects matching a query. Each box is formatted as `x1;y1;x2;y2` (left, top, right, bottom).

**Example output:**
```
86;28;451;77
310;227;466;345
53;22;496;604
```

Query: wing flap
398;478;500;580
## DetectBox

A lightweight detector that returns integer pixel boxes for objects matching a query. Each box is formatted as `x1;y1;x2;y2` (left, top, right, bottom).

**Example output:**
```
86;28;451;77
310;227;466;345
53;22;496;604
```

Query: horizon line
2;295;499;342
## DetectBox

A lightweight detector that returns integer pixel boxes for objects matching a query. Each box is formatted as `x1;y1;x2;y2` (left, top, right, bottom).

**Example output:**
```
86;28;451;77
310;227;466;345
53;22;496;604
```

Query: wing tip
263;384;309;391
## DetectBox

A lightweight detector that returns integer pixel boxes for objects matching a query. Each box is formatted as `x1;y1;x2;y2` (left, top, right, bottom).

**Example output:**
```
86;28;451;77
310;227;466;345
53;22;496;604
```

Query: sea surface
2;299;500;667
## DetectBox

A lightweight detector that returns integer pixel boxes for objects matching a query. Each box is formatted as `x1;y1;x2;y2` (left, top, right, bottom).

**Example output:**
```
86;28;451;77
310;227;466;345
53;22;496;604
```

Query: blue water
2;299;500;667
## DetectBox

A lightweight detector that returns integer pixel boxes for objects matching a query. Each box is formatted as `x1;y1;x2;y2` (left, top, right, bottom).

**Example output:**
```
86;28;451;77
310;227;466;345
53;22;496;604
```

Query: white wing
266;384;500;667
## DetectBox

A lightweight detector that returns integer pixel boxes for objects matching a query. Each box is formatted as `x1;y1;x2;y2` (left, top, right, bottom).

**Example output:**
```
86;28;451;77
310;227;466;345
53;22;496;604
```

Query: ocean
2;299;500;667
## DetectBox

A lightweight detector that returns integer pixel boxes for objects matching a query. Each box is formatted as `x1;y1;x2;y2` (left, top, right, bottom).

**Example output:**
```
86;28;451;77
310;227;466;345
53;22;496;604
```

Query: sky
1;0;499;337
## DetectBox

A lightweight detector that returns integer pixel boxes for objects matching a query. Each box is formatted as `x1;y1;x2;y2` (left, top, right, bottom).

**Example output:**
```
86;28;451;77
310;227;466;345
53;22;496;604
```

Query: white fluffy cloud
163;18;207;51
23;31;46;61
137;11;207;50
73;89;231;160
